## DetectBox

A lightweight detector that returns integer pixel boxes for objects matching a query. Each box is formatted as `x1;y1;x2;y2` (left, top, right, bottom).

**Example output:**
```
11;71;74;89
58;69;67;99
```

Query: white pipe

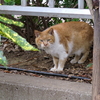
48;0;55;8
21;0;27;6
78;0;84;9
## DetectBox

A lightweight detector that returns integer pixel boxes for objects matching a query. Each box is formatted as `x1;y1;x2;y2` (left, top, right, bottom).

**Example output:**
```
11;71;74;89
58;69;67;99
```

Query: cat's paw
50;67;58;72
78;60;85;64
70;59;77;64
50;67;63;72
56;67;63;72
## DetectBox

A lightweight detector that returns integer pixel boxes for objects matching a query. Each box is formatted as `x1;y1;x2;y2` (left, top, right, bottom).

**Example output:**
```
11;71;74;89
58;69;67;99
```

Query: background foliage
1;0;89;43
0;16;39;66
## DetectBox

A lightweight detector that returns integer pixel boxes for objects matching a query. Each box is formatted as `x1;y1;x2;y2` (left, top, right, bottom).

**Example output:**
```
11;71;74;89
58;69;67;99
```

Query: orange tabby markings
34;21;93;72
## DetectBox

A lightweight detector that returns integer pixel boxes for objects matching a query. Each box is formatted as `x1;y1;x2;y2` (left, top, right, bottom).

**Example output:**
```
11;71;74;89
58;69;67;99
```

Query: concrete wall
0;72;92;100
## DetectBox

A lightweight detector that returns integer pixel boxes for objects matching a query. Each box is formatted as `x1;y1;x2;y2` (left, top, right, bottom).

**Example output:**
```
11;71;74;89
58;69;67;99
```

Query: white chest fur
44;30;68;60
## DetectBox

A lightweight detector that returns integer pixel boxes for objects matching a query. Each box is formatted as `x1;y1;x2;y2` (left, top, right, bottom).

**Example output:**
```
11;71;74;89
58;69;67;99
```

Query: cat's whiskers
41;41;50;48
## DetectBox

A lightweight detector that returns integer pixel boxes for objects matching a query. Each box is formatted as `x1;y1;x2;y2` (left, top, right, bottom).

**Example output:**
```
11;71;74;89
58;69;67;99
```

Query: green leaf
0;51;7;66
0;16;24;27
86;63;93;68
72;18;79;21
15;0;21;5
0;23;39;51
4;0;15;5
4;0;11;3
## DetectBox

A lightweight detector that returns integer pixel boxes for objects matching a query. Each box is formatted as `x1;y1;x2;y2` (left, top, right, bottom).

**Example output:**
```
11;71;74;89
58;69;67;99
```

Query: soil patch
1;45;93;83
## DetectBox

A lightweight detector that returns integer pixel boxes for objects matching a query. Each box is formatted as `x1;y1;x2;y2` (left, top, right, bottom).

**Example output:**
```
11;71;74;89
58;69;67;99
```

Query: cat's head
34;28;55;50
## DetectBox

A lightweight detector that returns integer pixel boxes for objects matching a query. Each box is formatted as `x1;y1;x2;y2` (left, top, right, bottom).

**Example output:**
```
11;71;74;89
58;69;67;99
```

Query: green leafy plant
4;0;15;5
86;63;93;69
0;16;39;66
0;51;7;67
4;0;21;5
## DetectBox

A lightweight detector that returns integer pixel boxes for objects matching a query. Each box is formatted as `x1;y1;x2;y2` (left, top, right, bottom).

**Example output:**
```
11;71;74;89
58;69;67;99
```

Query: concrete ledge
0;71;92;100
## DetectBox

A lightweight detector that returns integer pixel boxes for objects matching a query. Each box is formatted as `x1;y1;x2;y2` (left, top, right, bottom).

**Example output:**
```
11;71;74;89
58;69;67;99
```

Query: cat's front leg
57;58;67;72
50;57;59;71
50;58;67;72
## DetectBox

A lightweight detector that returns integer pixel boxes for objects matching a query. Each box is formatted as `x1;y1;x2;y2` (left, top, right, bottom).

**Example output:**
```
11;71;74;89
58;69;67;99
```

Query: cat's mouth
42;46;49;49
38;45;49;50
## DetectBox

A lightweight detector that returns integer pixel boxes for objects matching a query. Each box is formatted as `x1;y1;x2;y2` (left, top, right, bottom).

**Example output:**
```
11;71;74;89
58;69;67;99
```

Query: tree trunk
0;0;4;4
92;1;100;100
85;0;94;22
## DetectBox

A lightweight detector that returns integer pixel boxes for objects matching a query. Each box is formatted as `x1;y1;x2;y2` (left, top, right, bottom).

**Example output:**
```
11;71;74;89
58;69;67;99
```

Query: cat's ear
48;28;54;35
34;30;41;37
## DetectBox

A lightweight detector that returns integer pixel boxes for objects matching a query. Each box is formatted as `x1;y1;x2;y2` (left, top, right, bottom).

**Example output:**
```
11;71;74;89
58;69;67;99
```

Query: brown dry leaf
4;70;10;73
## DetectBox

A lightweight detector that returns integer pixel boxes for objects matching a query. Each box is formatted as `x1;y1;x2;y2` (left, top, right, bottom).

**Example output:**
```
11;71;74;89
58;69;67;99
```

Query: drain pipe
0;66;91;81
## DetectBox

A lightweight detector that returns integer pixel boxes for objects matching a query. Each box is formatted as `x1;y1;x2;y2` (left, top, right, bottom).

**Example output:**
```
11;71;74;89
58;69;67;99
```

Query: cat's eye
40;40;43;42
47;39;50;41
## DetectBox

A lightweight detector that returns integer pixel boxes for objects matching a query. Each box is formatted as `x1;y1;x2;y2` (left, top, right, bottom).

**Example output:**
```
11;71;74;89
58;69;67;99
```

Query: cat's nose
44;43;48;46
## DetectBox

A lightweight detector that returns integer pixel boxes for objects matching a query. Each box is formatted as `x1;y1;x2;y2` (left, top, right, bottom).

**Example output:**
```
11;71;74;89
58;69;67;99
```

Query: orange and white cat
34;21;93;72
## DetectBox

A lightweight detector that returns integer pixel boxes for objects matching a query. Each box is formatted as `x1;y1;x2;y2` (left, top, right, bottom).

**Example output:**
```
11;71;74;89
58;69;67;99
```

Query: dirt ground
2;43;93;83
